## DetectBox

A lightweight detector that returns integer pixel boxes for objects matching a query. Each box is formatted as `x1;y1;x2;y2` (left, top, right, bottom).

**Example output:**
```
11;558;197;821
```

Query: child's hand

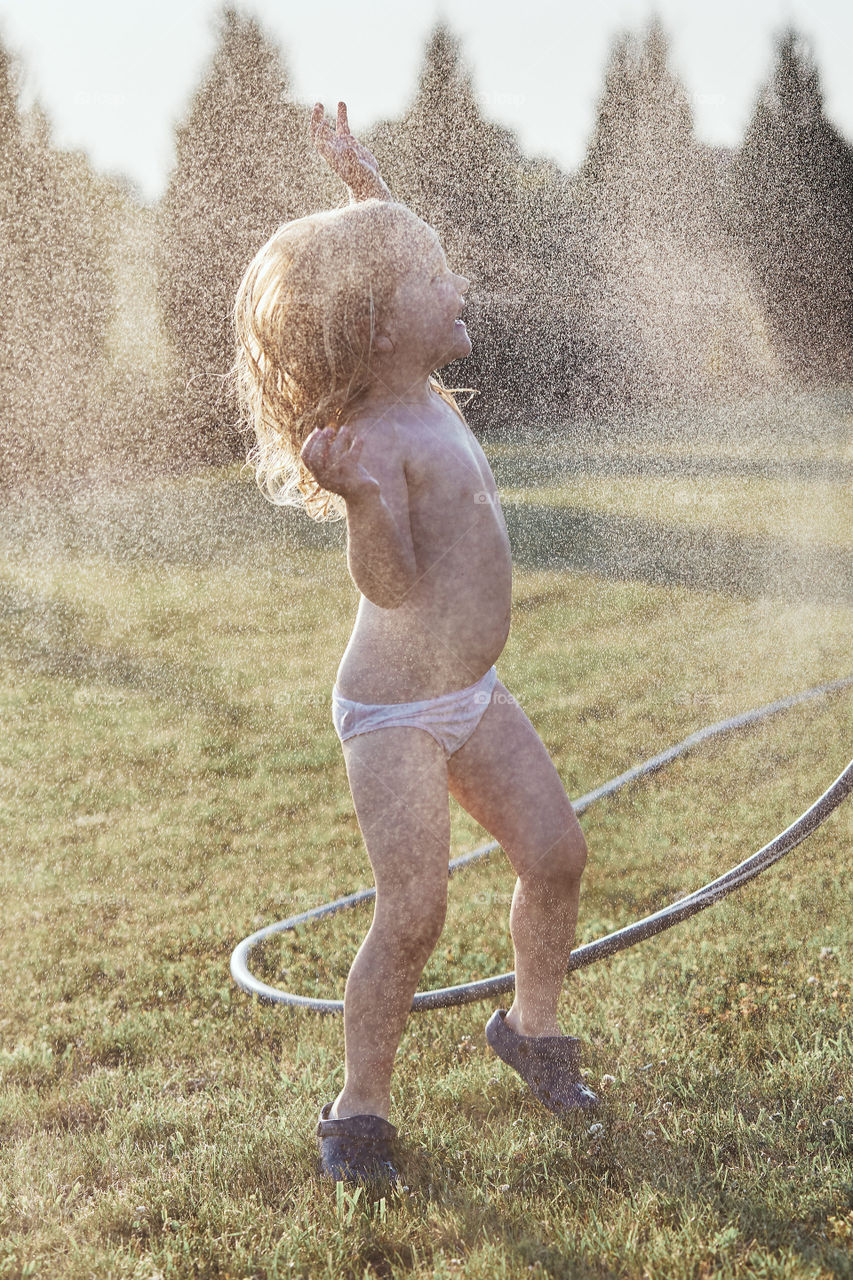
309;101;393;202
299;423;380;501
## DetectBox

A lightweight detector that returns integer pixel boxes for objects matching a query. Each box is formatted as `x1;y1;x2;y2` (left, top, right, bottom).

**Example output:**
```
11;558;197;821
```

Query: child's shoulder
346;395;463;479
346;405;419;464
341;408;419;520
346;407;404;448
342;408;416;501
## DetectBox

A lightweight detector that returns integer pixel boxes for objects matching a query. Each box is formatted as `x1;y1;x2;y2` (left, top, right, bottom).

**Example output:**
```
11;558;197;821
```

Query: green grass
1;406;851;1279
486;385;853;463
498;475;851;548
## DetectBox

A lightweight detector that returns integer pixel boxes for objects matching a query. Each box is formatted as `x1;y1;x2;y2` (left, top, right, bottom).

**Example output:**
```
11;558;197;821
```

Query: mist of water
1;8;850;810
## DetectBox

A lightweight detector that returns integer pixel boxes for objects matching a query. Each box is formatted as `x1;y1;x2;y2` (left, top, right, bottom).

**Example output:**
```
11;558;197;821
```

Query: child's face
383;231;471;370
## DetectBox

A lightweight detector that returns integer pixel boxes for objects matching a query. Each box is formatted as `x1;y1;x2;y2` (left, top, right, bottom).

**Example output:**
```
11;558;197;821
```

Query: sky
1;0;852;204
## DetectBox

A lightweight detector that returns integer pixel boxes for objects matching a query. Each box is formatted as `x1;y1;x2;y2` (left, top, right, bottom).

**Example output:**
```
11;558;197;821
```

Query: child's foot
485;1008;600;1115
329;1094;390;1122
502;1008;560;1038
316;1101;402;1187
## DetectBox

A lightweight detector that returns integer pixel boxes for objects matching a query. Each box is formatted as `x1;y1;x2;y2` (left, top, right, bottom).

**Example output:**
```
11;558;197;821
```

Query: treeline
1;8;852;490
0;47;120;487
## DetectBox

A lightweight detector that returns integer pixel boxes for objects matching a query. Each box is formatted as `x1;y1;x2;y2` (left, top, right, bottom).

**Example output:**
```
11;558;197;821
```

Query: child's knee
525;824;588;886
374;886;448;952
568;828;589;880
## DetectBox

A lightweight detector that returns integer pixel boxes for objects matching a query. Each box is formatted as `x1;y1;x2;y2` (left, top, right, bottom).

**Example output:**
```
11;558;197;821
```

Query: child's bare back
334;395;512;703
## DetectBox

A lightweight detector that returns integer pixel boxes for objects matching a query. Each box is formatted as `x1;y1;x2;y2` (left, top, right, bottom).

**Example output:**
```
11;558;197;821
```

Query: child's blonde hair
233;198;476;521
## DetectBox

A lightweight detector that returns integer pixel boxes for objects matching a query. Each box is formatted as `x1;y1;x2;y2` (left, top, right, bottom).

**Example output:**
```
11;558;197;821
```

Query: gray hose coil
230;676;852;1013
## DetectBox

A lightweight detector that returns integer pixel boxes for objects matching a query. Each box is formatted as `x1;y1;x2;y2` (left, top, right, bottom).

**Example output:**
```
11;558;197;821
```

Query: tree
574;16;781;413
0;39;117;490
156;5;336;467
363;21;588;430
728;26;853;382
0;42;27;480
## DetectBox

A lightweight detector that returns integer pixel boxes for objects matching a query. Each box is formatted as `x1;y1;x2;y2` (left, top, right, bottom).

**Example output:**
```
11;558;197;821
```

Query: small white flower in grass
834;1096;846;1105
807;975;818;985
819;947;834;959
643;1129;657;1140
588;1122;604;1136
498;1184;510;1193
600;1074;617;1086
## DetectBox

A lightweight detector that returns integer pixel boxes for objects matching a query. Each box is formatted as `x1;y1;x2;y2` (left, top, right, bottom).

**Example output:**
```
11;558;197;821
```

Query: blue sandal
316;1102;402;1187
485;1009;600;1115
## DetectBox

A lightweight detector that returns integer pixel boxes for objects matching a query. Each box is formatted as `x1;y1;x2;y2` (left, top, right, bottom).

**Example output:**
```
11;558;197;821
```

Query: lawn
1;395;851;1279
497;474;850;548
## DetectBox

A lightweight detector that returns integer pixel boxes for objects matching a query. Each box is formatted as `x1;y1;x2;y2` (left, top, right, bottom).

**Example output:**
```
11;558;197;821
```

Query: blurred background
0;0;852;490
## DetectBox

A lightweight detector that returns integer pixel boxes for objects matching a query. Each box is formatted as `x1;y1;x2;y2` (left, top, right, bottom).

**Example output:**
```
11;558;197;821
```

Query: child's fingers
300;426;331;460
304;426;364;475
331;426;359;456
310;103;343;155
337;101;349;135
309;102;325;145
304;425;329;444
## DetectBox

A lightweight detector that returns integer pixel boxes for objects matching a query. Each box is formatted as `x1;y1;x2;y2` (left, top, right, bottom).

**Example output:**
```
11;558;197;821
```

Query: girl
233;102;599;1189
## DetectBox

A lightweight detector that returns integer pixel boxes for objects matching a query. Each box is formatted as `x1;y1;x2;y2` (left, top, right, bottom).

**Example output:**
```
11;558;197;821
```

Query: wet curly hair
232;199;475;521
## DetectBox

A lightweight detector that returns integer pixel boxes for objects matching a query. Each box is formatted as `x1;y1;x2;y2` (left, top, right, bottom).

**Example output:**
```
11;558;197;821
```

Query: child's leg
446;679;588;1038
332;726;451;1120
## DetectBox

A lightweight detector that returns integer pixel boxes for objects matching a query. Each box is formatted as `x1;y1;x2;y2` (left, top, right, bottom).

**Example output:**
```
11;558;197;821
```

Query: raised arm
309;100;394;204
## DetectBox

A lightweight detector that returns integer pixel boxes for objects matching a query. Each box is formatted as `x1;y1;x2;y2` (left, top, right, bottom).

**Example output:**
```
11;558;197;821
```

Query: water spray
231;676;852;1013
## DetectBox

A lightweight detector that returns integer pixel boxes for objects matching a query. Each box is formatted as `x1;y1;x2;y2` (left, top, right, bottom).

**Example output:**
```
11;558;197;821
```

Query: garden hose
230;676;852;1013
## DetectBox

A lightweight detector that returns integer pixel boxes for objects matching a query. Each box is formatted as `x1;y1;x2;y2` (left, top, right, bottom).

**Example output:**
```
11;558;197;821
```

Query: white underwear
332;666;498;760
